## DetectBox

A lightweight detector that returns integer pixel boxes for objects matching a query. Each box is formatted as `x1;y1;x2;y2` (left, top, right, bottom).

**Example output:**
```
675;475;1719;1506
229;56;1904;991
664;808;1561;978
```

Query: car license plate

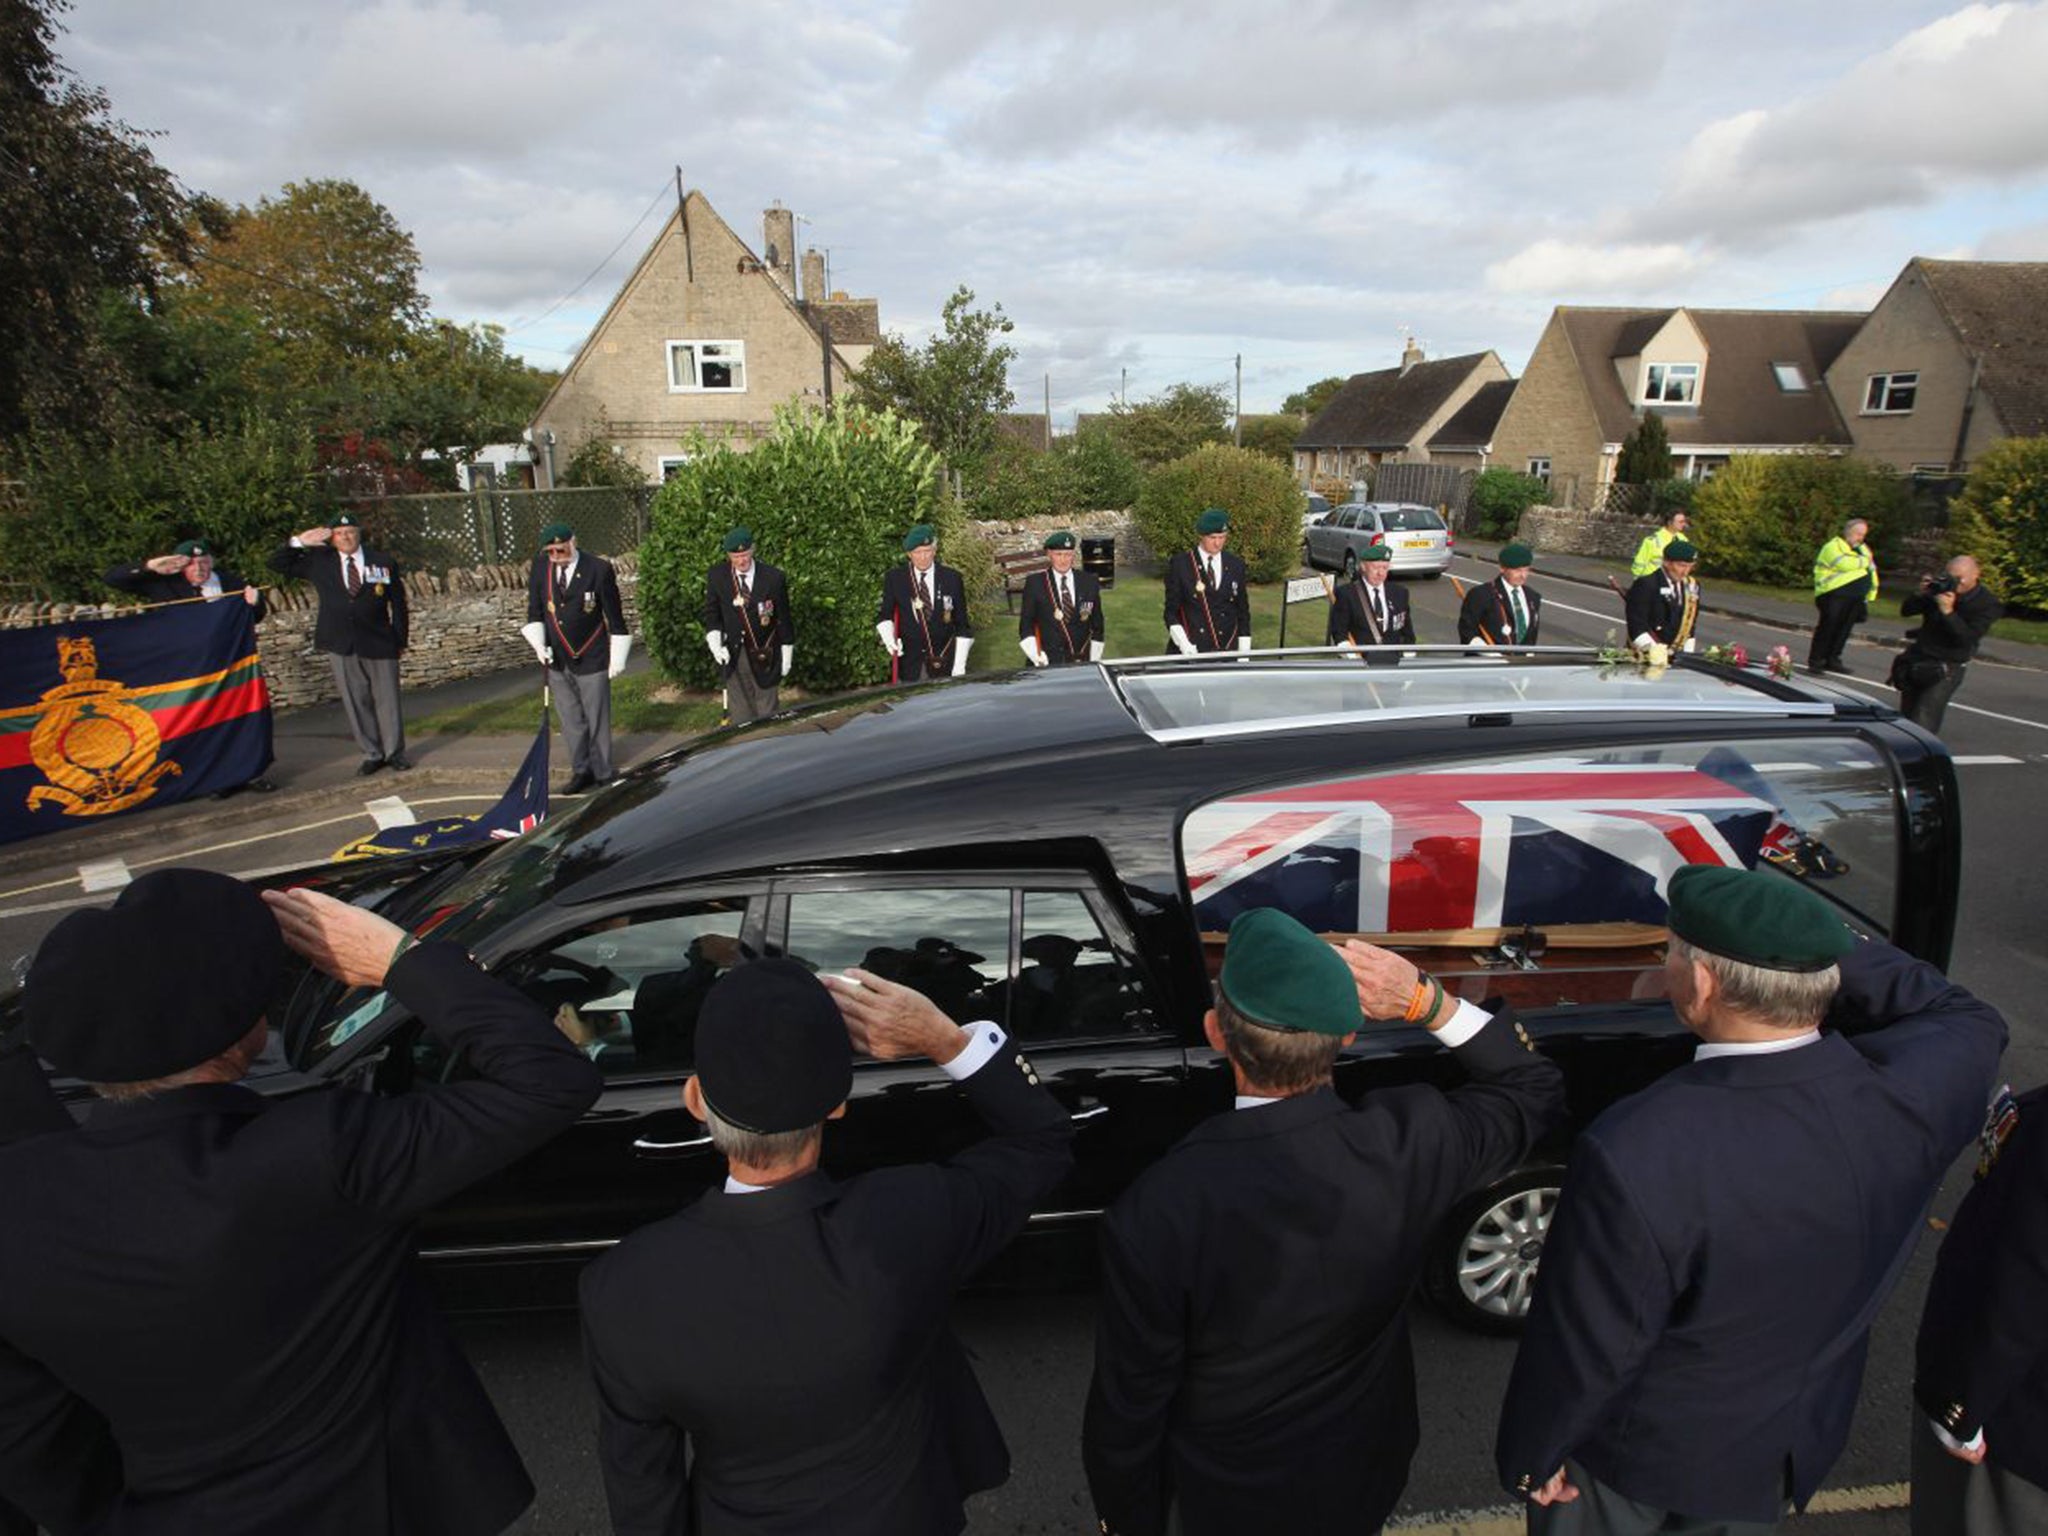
1403;538;1431;549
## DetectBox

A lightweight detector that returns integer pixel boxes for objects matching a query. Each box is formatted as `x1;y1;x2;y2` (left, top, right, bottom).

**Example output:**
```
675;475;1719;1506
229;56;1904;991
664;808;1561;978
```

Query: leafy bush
971;439;1086;523
561;435;649;488
1234;413;1302;466
1948;436;2048;610
1689;453;1911;586
1064;424;1143;509
1469;468;1549;538
1135;442;1303;582
1;412;321;600
639;401;995;694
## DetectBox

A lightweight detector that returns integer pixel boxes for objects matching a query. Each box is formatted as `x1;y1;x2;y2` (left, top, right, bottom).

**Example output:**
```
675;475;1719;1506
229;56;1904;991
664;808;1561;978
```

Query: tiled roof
1296;352;1498;450
1915;258;2048;439
1428;379;1516;449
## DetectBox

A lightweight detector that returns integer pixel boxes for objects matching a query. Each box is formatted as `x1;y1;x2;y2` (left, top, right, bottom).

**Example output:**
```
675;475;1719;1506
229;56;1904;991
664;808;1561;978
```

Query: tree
1105;382;1231;469
1135;443;1304;583
1947;436;2048;610
0;0;200;439
380;322;556;471
561;435;650;489
1282;376;1347;418
1062;423;1143;509
1235;413;1302;466
846;285;1017;478
1614;413;1674;484
1469;468;1550;538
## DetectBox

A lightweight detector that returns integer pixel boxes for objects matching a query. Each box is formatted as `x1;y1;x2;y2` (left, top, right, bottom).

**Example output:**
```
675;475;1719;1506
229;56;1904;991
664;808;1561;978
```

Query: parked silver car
1304;501;1454;578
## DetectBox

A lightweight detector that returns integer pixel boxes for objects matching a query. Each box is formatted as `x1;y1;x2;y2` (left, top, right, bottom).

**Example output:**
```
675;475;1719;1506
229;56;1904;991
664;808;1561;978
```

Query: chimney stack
1399;337;1425;375
801;247;826;305
761;205;796;295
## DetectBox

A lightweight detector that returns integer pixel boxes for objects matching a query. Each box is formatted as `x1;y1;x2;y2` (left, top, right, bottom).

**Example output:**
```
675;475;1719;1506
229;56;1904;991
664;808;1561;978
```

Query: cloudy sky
58;0;2048;420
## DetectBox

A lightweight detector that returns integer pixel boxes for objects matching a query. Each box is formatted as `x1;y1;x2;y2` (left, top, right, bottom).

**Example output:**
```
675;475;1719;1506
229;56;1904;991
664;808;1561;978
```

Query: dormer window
1644;363;1699;404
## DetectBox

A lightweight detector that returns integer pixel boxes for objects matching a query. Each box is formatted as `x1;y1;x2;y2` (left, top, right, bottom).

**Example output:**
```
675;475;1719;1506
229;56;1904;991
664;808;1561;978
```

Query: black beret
24;869;284;1081
695;960;851;1134
1667;864;1854;972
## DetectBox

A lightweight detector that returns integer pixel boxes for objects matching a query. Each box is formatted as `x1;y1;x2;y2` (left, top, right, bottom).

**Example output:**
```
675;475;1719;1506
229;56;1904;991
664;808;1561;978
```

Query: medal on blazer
582;591;595;614
546;580;606;660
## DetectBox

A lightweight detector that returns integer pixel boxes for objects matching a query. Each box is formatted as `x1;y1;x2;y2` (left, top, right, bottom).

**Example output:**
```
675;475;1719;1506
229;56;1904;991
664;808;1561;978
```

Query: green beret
902;523;936;552
333;514;361;529
721;526;754;554
539;521;574;546
174;539;211;558
1499;542;1534;569
1665;539;1698;562
1196;508;1231;536
1043;530;1077;551
1359;543;1393;563
1666;864;1855;973
1218;908;1362;1037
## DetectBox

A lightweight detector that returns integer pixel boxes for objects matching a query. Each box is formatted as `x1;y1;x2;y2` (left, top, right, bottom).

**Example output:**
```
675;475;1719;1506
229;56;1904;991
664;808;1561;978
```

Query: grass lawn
413;671;727;735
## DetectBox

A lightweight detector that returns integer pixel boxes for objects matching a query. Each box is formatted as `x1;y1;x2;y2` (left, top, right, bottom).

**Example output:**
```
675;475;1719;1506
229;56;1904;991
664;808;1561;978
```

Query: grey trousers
331;654;405;763
726;663;779;725
1528;1463;1782;1536
551;665;612;780
1911;1411;2048;1536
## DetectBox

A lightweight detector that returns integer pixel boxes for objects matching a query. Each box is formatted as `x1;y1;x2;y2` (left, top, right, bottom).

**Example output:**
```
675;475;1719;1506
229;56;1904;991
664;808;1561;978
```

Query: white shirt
1233;998;1492;1110
725;1021;1009;1193
554;554;580;589
1693;1029;1822;1062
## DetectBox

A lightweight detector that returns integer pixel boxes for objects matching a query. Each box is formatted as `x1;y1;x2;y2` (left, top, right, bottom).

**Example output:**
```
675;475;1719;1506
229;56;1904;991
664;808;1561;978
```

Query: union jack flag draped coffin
1185;749;1781;937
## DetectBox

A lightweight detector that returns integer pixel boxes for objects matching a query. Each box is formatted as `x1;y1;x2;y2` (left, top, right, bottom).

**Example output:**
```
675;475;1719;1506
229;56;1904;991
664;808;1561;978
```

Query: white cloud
1486;240;1705;298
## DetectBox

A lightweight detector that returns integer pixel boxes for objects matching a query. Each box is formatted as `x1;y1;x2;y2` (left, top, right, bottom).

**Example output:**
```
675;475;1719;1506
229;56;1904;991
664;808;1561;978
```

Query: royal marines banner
0;601;273;846
335;718;549;860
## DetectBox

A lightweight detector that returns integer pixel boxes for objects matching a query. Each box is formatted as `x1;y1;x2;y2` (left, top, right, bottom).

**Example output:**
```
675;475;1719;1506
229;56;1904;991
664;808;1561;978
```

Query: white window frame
1527;456;1551;481
666;339;748;394
1863;371;1918;415
1771;361;1808;392
1643;362;1700;404
657;454;694;481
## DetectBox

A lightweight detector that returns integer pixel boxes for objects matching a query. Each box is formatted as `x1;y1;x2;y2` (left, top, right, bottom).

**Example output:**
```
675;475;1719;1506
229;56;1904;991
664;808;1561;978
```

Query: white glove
608;634;632;679
1631;631;1656;650
780;644;794;677
951;637;973;677
1019;636;1043;666
1681;637;1697;653
1236;636;1253;655
875;620;902;657
520;620;549;665
1168;624;1197;656
1089;640;1105;663
706;631;730;667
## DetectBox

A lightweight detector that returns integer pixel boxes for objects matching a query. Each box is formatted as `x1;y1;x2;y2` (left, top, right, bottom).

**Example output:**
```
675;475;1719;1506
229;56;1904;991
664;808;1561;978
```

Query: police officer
0;868;600;1535
1808;519;1878;675
1496;865;2007;1535
1460;542;1544;646
579;960;1074;1534
702;526;793;724
1084;909;1565;1536
106;539;277;795
1912;1085;2048;1535
1629;508;1691;578
1018;529;1105;667
1624;538;1701;652
270;515;411;774
1164;508;1252;655
521;521;630;794
1894;555;2001;734
877;523;973;680
1329;542;1414;666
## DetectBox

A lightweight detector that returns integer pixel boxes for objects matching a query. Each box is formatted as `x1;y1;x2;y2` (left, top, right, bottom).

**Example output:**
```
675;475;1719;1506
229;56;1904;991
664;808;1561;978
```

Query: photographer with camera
1893;555;2000;734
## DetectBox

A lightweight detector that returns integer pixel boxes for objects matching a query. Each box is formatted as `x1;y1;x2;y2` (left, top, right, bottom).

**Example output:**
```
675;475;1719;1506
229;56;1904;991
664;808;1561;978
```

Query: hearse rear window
1178;737;1896;1014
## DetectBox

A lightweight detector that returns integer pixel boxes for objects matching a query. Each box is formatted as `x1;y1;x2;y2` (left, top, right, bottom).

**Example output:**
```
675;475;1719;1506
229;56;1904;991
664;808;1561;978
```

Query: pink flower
1729;644;1749;668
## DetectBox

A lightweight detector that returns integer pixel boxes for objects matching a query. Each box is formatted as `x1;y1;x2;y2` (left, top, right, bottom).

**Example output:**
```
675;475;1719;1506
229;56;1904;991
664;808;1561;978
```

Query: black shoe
384;755;413;771
357;759;385;777
1805;665;1828;677
561;772;595;794
247;777;278;793
1825;661;1854;675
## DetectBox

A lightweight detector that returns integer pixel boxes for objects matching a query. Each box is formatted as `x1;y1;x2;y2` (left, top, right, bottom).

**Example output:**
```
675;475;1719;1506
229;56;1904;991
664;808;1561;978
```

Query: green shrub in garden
1688;453;1910;586
1135;442;1304;582
1468;467;1549;538
1947;437;2048;610
639;401;998;693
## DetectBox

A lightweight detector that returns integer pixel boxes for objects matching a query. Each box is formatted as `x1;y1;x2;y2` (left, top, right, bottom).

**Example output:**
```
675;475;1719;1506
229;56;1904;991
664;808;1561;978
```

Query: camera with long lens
1924;573;1961;596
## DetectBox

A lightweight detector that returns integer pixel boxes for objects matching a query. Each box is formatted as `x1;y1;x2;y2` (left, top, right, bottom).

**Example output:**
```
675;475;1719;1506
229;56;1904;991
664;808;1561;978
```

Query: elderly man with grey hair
1894;554;2002;734
1497;863;2006;1536
1808;518;1878;675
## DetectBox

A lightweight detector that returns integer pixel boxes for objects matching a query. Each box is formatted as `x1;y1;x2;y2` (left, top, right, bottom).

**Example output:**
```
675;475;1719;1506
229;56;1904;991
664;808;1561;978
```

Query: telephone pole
1233;354;1243;447
1043;373;1052;449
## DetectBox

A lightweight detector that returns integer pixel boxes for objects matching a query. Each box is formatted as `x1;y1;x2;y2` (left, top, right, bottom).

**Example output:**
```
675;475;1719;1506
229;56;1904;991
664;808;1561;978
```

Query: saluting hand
295;525;334;547
262;887;408;988
1338;939;1419;1022
146;554;189;575
822;969;966;1066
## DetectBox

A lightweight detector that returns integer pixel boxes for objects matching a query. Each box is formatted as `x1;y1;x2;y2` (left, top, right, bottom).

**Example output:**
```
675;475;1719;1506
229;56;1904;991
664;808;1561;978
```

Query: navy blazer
1623;571;1699;648
878;562;973;680
0;944;601;1536
527;552;628;676
1329;577;1414;666
269;540;410;658
1162;549;1250;652
1916;1083;2048;1491
1457;577;1542;646
1496;941;2007;1522
702;560;793;687
1084;1008;1567;1536
580;1040;1074;1536
1017;566;1105;665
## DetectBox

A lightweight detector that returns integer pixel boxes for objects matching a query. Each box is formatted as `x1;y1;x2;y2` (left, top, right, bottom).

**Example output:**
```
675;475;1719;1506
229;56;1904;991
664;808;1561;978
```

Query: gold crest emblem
26;636;182;817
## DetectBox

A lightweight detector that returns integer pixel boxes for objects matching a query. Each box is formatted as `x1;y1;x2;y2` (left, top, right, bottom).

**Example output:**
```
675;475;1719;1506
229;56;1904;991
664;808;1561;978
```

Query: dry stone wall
970;510;1149;565
1517;505;1656;561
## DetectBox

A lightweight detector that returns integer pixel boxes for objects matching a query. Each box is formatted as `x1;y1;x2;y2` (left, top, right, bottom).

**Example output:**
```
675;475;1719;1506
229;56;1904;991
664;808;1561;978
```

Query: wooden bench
997;549;1050;611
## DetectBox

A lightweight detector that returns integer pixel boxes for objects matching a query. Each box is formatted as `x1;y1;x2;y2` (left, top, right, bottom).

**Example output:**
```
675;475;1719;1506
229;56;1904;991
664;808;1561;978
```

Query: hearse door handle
1069;1099;1110;1123
632;1132;714;1155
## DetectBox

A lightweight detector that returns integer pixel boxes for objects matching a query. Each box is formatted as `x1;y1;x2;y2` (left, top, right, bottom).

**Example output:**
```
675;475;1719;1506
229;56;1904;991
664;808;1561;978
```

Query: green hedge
1134;442;1303;582
1688;454;1911;586
639;401;1000;693
1948;437;2048;610
1469;468;1548;538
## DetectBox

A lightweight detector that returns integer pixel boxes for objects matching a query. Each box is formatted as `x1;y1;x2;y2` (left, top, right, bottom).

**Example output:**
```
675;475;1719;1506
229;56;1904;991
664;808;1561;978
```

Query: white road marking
1824;673;2048;733
365;794;416;829
1953;754;2025;765
76;857;132;893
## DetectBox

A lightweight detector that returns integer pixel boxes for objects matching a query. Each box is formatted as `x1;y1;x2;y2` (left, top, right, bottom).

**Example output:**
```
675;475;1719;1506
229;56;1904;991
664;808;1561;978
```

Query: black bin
1081;536;1116;589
